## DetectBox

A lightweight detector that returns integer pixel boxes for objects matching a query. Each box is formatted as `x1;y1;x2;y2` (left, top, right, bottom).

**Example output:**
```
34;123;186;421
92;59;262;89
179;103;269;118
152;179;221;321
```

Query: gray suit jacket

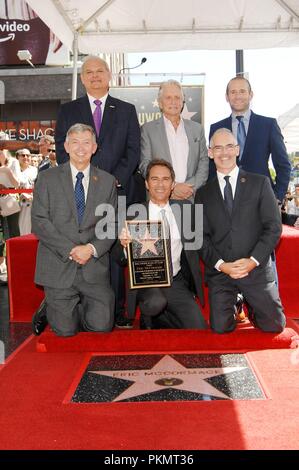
139;117;209;190
32;162;117;289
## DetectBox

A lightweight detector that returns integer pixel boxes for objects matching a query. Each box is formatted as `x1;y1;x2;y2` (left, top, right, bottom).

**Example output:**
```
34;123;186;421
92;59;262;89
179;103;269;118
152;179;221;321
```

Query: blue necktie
93;99;102;136
236;115;246;161
224;175;233;215
75;172;85;224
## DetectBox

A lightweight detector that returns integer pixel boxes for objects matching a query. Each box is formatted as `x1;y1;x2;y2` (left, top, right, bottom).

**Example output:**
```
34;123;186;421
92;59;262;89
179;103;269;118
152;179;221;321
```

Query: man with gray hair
32;124;117;336
140;79;209;200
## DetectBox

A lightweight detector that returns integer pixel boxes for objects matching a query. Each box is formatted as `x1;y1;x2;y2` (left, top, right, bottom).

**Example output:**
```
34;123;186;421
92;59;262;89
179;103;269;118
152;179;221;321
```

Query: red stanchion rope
0;189;33;194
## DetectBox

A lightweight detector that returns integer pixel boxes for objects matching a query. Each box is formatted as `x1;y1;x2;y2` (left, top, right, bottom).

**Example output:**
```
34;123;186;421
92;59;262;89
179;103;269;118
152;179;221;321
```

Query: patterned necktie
93;99;102;136
160;209;173;281
224;175;233;215
236;115;246;161
75;172;85;224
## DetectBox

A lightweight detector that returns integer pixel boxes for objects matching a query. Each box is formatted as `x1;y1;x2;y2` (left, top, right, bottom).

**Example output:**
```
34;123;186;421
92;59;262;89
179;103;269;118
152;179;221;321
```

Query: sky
128;47;299;149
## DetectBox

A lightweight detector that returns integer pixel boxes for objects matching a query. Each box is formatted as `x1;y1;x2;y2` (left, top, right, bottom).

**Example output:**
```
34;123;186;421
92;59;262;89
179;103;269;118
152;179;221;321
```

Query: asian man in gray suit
31;124;117;336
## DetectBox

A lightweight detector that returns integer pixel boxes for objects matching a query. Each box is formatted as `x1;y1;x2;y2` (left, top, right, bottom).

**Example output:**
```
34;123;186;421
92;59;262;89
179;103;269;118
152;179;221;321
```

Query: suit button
79;229;82;233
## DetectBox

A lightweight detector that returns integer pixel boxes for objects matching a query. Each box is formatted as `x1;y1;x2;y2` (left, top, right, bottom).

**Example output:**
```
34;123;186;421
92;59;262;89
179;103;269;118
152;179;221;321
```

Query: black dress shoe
32;300;48;335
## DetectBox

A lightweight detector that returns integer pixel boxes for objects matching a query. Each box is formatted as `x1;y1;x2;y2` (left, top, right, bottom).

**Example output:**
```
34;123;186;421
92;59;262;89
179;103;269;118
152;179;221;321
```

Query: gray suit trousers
44;268;115;336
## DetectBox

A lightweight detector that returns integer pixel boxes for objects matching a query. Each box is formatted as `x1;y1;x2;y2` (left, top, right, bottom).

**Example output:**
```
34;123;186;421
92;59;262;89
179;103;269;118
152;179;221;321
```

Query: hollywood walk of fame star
181;103;197;120
152;98;159;108
136;227;159;256
89;355;247;402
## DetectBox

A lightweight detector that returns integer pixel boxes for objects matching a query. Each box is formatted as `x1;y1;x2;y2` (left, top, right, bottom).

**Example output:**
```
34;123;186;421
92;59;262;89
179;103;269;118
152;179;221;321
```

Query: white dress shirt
163;116;188;183
149;200;183;276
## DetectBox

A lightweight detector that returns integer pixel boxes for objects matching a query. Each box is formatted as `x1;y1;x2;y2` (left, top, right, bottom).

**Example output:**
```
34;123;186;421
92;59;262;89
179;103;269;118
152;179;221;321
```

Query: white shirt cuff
87;243;98;258
250;256;259;266
215;259;225;271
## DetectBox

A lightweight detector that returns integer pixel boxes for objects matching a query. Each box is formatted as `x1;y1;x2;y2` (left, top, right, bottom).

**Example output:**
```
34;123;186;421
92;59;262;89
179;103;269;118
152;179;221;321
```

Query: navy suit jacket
209;112;291;202
55;94;141;204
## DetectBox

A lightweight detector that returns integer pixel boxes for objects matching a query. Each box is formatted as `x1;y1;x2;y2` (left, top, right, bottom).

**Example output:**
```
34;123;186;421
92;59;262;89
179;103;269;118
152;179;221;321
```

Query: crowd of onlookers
0;135;57;283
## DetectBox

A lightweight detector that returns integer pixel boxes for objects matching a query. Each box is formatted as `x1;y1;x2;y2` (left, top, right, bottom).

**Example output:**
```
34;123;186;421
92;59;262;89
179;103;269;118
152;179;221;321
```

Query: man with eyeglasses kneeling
195;128;286;334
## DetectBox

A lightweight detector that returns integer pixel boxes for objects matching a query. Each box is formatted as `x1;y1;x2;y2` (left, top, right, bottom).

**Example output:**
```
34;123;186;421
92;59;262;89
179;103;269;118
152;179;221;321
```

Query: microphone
118;57;147;75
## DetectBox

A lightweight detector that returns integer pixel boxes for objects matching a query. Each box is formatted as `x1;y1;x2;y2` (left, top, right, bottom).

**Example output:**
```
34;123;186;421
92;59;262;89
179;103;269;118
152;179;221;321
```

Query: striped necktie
236;115;246;161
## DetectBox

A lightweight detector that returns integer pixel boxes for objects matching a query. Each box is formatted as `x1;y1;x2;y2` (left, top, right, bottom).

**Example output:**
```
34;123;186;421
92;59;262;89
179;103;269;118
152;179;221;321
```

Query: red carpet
0;330;299;450
36;324;299;353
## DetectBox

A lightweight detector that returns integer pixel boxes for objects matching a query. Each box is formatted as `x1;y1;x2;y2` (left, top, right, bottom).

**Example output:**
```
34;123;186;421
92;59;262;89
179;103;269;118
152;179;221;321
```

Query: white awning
26;0;299;53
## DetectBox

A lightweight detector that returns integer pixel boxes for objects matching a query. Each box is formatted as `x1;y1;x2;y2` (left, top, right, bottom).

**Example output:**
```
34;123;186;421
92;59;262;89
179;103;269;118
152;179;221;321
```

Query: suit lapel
77;95;95;131
157;118;172;163
81;166;98;225
241;111;256;162
59;163;78;223
184;119;195;178
100;95;117;142
232;169;248;215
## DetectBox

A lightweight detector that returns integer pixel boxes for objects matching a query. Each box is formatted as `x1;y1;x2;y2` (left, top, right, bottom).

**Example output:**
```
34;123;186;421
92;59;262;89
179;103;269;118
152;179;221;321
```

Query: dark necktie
224;175;233;215
75;172;85;224
160;209;173;281
93;99;102;136
236;115;246;161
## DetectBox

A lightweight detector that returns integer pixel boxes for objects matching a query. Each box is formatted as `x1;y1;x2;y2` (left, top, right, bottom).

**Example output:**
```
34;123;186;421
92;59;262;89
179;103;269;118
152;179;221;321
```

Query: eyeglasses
48;149;56;153
19;154;31;157
211;144;238;153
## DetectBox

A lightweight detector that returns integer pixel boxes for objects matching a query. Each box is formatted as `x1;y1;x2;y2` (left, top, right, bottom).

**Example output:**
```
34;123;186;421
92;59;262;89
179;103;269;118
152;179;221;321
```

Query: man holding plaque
119;159;207;330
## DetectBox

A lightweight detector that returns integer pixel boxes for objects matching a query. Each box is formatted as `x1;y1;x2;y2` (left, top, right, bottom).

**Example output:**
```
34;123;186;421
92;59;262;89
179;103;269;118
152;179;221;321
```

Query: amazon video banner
0;0;69;65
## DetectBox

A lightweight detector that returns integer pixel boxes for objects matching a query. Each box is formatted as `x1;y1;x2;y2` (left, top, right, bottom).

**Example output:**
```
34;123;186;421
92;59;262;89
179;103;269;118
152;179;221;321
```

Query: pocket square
109;105;115;108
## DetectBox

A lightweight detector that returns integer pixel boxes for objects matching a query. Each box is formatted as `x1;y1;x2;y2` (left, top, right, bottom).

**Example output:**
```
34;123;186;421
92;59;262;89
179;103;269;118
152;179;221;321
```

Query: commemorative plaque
126;220;173;289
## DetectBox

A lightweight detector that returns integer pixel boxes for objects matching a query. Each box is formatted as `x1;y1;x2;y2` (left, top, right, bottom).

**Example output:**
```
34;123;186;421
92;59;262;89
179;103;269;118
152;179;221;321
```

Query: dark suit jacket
195;169;282;284
32;162;117;289
113;200;204;317
209;112;291;202
55;94;141;204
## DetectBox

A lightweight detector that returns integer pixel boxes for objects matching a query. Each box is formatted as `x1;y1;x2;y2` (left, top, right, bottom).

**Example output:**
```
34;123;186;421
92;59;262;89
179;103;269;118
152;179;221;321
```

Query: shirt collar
70;163;90;180
232;108;251;122
217;164;239;182
87;92;108;109
149;200;171;214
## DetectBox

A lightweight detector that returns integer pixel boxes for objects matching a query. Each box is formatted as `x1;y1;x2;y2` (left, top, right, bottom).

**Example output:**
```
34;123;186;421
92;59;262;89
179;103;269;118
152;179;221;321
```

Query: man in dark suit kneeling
118;159;207;330
195;128;286;334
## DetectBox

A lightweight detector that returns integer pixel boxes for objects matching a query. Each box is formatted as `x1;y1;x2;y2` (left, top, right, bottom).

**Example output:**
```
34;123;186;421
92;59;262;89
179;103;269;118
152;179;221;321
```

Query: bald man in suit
55;56;142;327
195;128;285;334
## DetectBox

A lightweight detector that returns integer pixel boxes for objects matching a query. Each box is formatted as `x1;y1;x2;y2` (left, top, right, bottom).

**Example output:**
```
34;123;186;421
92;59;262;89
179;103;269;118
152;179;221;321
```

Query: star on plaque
137;227;159;256
152;98;159;108
90;355;247;402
